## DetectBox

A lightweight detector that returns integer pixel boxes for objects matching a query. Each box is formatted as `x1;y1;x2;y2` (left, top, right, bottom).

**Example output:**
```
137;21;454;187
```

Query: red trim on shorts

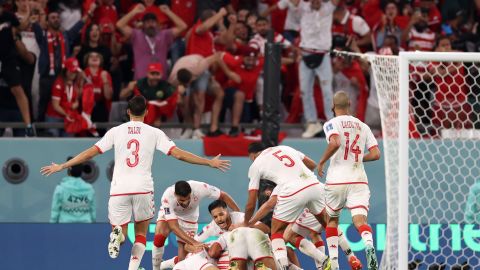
230;257;248;261
111;221;129;227
325;182;368;185
347;205;369;211
254;256;273;262
135;216;154;223
167;146;176;156
164;218;178;222
271;233;284;240
272;216;293;224
294;222;318;234
94;145;104;154
368;145;378;151
110;191;152;197
278;182;320;198
178;218;198;224
326;203;343;212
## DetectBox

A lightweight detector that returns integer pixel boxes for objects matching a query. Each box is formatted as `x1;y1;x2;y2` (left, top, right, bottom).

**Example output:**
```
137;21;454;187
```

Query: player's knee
270;233;284;241
294;236;305;249
154;233;167;247
357;224;372;235
135;234;147;245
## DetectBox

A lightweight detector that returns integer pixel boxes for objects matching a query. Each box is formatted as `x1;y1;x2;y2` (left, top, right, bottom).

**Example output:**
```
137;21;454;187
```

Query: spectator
33;4;95;122
50;157;96;223
402;5;436;51
182;8;227;139
82;52;113;125
197;0;234;18
45;57;95;137
58;0;82;32
375;1;408;49
332;4;371;48
263;0;302;43
291;0;340;138
116;4;187;80
129;0;170;28
169;0;197;64
0;6;33;135
92;0;118;25
415;0;441;32
219;48;264;137
119;63;178;127
169;53;224;137
76;23;112;70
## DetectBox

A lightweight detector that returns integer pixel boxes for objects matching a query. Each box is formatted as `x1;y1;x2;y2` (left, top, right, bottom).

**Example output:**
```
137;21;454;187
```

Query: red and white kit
248;145;324;223
157;180;221;241
323;115;378;217
195;211;245;242
95;121;176;226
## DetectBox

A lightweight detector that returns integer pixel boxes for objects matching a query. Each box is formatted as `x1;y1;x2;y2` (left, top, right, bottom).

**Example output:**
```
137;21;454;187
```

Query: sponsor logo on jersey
326;123;334;132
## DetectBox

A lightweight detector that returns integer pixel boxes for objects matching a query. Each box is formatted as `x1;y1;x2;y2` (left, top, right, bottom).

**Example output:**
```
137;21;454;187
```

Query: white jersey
160;180;221;223
195;212;245;242
323;115;378;184
95;121;176;195
248;145;318;196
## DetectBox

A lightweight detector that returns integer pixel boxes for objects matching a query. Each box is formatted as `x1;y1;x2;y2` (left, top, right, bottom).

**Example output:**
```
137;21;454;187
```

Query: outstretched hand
40;162;64;176
317;162;325;178
209;154;231;172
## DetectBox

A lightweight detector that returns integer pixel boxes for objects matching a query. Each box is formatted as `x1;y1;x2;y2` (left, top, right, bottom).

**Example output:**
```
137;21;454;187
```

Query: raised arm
116;4;145;40
219;191;240;211
119;81;137;100
167;219;201;245
170;147;231;172
196;7;228;35
317;134;341;177
243;189;258;224
41;146;100;176
159;5;187;38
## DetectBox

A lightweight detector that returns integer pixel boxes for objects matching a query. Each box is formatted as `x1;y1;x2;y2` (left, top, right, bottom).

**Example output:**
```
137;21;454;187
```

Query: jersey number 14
344;132;361;162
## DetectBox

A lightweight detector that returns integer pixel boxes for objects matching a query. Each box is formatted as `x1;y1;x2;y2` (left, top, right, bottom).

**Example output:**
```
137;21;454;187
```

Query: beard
145;27;157;37
414;22;429;32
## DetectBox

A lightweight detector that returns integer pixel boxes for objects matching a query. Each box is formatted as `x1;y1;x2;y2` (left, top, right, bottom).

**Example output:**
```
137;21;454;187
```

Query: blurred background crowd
0;0;479;138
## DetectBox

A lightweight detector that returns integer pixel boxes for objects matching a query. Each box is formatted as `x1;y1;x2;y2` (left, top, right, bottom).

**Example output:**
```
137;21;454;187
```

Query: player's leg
271;216;294;268
129;193;155;270
347;184;377;270
153;216;172;270
230;89;245;136
192;72;209;138
108;195;131;259
176;221;198;261
226;228;248;270
177;242;189;261
208;79;224;135
286;246;301;268
244;227;277;270
286;222;328;269
160;256;178;270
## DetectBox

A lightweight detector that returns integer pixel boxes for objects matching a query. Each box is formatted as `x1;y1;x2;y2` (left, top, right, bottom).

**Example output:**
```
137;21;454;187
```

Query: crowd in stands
0;0;479;138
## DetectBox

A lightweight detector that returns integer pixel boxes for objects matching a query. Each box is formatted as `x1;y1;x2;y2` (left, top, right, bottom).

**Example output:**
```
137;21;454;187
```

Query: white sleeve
353;16;370;36
161;190;178;220
216;235;228;250
193;181;221;200
323;120;340;143
323;1;336;15
247;164;261;191
155;128;176;155
365;125;378;151
94;127;115;153
271;186;279;197
195;221;217;242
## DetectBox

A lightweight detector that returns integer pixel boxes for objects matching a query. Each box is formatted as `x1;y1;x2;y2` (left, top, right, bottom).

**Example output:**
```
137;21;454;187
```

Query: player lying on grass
153;180;240;270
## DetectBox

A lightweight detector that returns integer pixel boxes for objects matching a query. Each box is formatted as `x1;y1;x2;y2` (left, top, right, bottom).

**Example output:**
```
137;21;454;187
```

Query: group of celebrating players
41;90;381;270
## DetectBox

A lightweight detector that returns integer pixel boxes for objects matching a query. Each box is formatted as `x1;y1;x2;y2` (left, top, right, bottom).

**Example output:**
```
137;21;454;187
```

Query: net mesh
369;54;480;269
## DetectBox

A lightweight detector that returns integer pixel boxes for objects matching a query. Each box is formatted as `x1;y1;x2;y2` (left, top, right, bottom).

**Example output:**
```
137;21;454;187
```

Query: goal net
369;51;480;269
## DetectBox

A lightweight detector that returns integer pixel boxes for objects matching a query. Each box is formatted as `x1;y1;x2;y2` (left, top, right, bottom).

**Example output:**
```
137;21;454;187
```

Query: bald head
333;91;350;110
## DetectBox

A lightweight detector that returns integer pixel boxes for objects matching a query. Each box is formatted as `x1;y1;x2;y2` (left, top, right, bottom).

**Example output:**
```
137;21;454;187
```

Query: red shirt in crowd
46;77;79;118
171;0;197;28
130;5;170;27
84;67;113;104
93;4;118;25
222;53;264;101
186;21;215;57
429;62;467;107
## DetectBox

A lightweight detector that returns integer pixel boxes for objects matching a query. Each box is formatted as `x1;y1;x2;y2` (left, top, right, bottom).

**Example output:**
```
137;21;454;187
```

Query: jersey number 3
344;132;361;162
126;139;140;167
272;150;295;167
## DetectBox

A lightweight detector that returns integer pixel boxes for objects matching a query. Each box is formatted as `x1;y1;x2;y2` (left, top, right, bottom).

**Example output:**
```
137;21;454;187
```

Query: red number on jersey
126;139;140;167
272;150;295;167
343;132;362;162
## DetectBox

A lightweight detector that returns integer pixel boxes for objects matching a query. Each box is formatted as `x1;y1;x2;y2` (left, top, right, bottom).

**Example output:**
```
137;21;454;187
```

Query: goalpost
349;51;480;269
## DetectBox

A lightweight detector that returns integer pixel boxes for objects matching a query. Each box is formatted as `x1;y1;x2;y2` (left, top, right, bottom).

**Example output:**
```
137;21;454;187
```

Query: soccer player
250;186;362;270
245;142;331;270
40;96;231;270
153;180;240;270
318;91;381;270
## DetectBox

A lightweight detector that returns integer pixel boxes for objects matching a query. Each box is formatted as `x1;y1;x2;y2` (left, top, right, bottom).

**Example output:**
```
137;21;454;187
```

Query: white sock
338;229;354;259
326;227;339;269
271;238;289;268
296;238;327;266
314;240;325;255
152;246;164;270
359;225;374;247
160;256;177;269
128;242;146;270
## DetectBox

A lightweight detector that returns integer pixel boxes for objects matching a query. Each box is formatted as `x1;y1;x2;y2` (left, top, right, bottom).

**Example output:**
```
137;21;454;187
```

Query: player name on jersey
341;121;362;130
128;127;141;134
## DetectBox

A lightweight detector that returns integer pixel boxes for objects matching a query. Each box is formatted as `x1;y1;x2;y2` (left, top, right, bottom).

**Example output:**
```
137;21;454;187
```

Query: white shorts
325;183;370;217
173;252;215;270
108;192;155;226
157;207;198;242
292;209;322;237
227;227;273;262
273;182;325;223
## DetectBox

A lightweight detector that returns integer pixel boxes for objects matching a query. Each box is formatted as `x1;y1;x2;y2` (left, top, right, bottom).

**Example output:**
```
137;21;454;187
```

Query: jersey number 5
126;139;140;167
272;150;295;167
344;132;361;162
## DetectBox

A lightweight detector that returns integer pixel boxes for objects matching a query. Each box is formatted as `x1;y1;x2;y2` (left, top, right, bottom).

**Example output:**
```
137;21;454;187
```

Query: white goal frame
397;51;480;270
